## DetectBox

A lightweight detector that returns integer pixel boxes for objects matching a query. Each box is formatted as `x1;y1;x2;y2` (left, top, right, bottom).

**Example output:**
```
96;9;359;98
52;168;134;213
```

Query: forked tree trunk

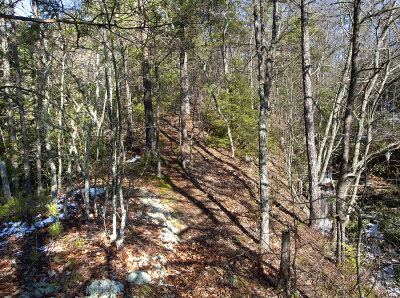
335;0;361;264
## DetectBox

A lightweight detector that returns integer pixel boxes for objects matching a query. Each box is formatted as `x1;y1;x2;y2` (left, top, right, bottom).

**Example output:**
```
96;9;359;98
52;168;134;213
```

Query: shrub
49;222;63;237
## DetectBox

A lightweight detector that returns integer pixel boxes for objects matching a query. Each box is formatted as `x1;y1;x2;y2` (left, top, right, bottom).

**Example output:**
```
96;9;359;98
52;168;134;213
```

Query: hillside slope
0;115;365;297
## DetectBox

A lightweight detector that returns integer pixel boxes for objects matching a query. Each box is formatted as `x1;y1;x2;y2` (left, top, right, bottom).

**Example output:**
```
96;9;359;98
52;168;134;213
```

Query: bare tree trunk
42;37;58;202
179;24;189;169
0;160;11;202
1;12;18;193
279;229;291;295
155;65;162;178
10;6;32;197
253;0;277;249
206;79;235;158
33;0;43;195
57;24;67;193
221;8;229;84
335;0;361;264
83;52;100;220
119;38;134;149
317;45;351;181
139;0;155;154
64;149;71;220
300;0;324;230
109;23;126;246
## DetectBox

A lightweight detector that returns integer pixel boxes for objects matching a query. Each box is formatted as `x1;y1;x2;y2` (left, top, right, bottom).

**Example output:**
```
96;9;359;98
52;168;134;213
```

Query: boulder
86;279;124;298
126;271;151;285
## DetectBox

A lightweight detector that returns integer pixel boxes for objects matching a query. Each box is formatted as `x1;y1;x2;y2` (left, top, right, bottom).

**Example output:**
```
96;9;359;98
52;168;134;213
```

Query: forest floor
0;115;388;297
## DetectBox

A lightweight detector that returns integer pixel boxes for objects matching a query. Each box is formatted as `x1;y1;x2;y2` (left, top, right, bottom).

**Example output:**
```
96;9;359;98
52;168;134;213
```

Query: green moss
156;175;173;191
138;285;153;297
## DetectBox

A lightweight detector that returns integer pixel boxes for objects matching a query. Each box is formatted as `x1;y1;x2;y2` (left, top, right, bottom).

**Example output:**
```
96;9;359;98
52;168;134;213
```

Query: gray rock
86;279;124;298
21;281;61;297
126;271;152;285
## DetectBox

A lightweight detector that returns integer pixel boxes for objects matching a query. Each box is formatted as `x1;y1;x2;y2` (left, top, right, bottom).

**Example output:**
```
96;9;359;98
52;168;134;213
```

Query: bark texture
300;0;325;230
335;0;361;264
253;0;277;249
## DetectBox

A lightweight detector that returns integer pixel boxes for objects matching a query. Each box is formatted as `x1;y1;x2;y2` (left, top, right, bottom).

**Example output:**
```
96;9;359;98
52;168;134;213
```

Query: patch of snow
38;246;48;253
365;223;384;240
35;217;55;228
388;117;400;123
73;187;107;197
126;156;141;164
0;221;35;238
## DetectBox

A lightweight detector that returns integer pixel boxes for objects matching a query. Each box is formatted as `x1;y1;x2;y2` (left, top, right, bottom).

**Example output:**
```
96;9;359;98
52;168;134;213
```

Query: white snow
38;246;48;253
365;223;383;239
126;156;141;164
0;187;87;240
35;217;55;228
0;240;8;249
72;187;107;197
364;221;400;296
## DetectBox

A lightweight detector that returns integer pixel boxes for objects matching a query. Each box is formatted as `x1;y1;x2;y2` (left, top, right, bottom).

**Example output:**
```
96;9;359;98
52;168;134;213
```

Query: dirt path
135;117;282;296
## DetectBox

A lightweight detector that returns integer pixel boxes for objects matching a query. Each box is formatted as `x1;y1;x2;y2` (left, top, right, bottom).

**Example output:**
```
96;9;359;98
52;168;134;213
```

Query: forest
0;0;399;296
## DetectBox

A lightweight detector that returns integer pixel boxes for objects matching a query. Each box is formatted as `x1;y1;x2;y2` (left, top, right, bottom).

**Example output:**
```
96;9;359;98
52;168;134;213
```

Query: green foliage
74;237;85;248
205;76;259;156
0;194;51;222
72;271;83;281
156;175;173;191
29;251;41;262
131;153;157;173
138;285;153;297
49;222;63;237
394;264;400;283
53;255;62;264
47;203;59;218
67;258;77;268
380;210;400;249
